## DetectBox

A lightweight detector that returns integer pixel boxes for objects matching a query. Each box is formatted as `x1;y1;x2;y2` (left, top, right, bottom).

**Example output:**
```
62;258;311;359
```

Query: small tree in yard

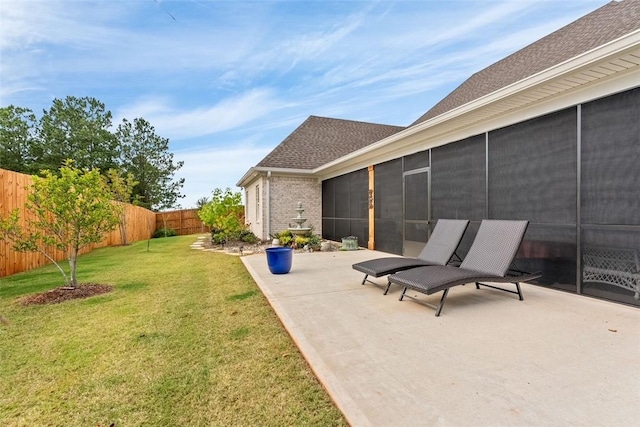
0;161;121;288
198;188;245;245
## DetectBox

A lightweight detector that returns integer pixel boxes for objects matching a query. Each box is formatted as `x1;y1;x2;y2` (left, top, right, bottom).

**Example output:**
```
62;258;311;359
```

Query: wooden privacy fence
156;208;210;236
0;168;157;278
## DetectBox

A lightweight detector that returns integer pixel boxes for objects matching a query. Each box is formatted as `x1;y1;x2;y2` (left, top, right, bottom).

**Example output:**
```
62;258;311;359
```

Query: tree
0;161;121;288
196;197;210;209
104;169;138;245
116;118;184;211
0;106;38;173
36;96;118;172
1;99;185;212
198;188;245;244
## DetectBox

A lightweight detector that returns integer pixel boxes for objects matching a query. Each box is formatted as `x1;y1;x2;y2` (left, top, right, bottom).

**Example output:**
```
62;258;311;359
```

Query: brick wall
269;175;322;237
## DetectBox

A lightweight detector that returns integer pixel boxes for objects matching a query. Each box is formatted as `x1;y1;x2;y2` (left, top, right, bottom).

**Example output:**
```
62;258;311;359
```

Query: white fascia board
472;66;640;137
236;167;260;188
314;29;640;179
236;166;315;188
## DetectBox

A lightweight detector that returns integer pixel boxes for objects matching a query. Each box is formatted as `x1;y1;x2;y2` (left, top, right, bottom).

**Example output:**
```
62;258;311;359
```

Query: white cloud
114;88;283;139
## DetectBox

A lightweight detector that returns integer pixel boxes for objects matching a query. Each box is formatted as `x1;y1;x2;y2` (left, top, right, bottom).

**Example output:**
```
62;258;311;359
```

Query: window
255;185;260;223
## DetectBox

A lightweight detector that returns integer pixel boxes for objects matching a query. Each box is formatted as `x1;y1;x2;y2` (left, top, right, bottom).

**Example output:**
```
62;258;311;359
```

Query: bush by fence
0;168;157;277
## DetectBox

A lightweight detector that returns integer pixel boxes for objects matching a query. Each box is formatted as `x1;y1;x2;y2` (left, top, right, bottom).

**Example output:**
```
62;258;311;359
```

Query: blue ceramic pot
265;247;293;274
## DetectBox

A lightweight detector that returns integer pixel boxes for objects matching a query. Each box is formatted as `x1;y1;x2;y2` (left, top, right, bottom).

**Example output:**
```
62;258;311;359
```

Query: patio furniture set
352;219;541;316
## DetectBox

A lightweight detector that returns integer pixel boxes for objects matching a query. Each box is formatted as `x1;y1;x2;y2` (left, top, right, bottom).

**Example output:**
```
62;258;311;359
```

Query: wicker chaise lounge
388;220;541;316
352;219;469;294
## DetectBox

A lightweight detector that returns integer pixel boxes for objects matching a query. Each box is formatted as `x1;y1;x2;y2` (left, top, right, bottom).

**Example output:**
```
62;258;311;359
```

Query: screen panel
404;149;429;171
405;222;429;243
334;174;350;219
322;168;369;242
322;218;335;241
431;134;486;221
404;171;429;221
349;169;369;220
322;179;334;218
517;224;577;291
488;108;577;224
374;219;403;255
374;159;403;254
581;87;640;226
335;219;350;241
374;159;402;220
349;219;368;246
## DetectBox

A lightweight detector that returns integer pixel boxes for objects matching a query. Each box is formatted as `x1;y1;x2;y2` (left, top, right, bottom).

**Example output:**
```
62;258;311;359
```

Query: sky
0;0;609;209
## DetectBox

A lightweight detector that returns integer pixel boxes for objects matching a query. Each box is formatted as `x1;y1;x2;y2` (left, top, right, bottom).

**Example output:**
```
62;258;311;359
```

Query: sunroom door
403;168;430;257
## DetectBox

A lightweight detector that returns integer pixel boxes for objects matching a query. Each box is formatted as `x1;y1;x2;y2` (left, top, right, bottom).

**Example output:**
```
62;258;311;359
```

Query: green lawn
0;236;346;426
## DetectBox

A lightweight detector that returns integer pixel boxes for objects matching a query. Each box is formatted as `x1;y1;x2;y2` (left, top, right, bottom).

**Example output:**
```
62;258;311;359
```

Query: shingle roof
256;116;405;170
411;0;640;126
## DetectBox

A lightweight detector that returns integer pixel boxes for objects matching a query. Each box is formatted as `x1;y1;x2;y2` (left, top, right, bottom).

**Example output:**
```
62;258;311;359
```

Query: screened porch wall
322;168;369;246
321;86;639;306
580;87;640;305
487;107;579;292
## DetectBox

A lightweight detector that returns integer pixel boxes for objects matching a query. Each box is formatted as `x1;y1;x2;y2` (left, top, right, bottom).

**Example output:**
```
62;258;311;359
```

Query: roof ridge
306;114;404;129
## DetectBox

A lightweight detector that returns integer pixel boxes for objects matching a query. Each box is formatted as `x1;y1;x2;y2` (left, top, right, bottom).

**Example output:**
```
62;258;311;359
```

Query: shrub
199;188;245;244
153;227;177;238
271;230;293;247
271;229;322;249
238;229;259;243
210;227;225;244
211;228;259;245
294;236;309;246
307;234;322;249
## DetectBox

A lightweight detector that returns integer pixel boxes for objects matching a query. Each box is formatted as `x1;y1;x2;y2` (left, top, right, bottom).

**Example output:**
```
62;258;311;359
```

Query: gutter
266;171;271;239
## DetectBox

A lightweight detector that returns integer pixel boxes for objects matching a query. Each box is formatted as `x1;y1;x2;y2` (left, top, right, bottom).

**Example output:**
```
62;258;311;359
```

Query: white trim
236;166;315;188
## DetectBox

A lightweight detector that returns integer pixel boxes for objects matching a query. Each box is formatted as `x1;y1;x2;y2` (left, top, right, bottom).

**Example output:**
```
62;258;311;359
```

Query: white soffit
316;29;640;180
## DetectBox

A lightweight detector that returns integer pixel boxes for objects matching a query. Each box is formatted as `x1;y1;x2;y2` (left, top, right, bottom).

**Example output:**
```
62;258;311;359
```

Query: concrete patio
241;249;639;426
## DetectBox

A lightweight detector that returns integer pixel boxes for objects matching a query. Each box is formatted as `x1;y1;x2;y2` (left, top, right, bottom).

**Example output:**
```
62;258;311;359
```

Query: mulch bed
22;284;113;306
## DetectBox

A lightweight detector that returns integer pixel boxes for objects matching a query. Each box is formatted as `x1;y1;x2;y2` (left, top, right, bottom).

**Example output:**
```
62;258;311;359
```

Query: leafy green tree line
0;96;184;211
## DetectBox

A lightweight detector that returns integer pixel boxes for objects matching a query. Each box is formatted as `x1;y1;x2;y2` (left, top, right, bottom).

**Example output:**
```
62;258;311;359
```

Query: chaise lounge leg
435;288;449;317
361;274;368;285
384;280;392;295
399;287;408;301
476;281;525;300
515;282;523;301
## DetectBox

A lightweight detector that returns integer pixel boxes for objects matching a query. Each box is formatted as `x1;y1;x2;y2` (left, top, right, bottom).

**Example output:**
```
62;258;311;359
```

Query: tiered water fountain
288;201;311;235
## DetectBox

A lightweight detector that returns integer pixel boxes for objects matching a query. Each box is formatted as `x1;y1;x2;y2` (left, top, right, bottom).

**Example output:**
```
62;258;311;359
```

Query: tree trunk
119;216;128;245
162;213;168;237
68;247;79;288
